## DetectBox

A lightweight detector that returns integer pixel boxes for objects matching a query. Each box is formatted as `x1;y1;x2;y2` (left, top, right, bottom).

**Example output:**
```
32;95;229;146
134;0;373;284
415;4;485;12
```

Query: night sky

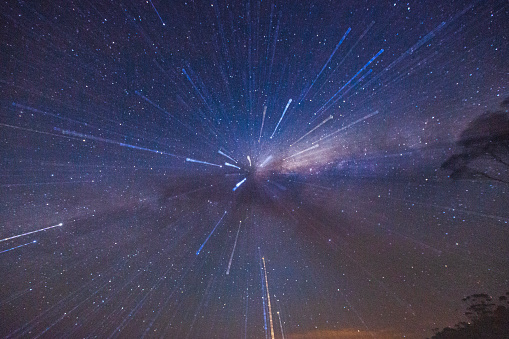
1;0;508;338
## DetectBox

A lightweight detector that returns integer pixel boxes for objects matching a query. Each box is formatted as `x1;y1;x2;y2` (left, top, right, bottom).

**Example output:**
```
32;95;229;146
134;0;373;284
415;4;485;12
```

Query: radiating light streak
314;68;372;119
390;197;509;224
313;110;379;144
264;12;281;101
299;28;351;104
298;181;332;191
277;310;285;339
383;225;442;255
12;103;100;128
182;68;214;114
409;22;446;55
196;211;227;255
1;181;95;187
135;91;174;118
270;99;292;138
0;240;37;254
291;115;333;146
11;102;187;155
313;21;375;97
218;149;238;163
184;276;216;339
226;221;242;275
148;0;165;26
284;144;320;161
320;68;373;113
164;184;214;201
259;155;273;168
341;291;375;338
363;21;447;90
259;106;267;142
224;162;241;169
247;155;252;167
0;223;63;243
141;263;197;338
9;264;120;338
262;257;275;339
134;91;213;145
186;157;222;167
36;279;110;338
259;249;268;339
244;285;249;339
267;180;287;191
0;123;82;141
54;127;181;158
313;49;383;117
349;68;373;92
225;173;244;177
309;213;417;316
233;178;247;191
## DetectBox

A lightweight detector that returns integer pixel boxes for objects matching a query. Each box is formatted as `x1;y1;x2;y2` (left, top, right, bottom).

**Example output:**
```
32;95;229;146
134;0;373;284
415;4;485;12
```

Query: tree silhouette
441;97;509;184
430;292;509;339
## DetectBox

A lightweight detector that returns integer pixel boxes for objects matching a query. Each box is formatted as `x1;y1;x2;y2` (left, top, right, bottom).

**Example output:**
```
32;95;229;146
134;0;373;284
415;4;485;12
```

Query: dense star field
1;0;508;338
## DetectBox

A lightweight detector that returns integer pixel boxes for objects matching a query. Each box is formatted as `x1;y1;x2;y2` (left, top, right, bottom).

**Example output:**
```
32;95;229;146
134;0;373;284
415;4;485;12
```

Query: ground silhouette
430;292;509;339
441;97;509;184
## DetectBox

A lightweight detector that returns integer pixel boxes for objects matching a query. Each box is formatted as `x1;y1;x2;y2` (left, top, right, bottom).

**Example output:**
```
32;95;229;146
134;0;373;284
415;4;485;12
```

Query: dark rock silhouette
430;292;509;339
